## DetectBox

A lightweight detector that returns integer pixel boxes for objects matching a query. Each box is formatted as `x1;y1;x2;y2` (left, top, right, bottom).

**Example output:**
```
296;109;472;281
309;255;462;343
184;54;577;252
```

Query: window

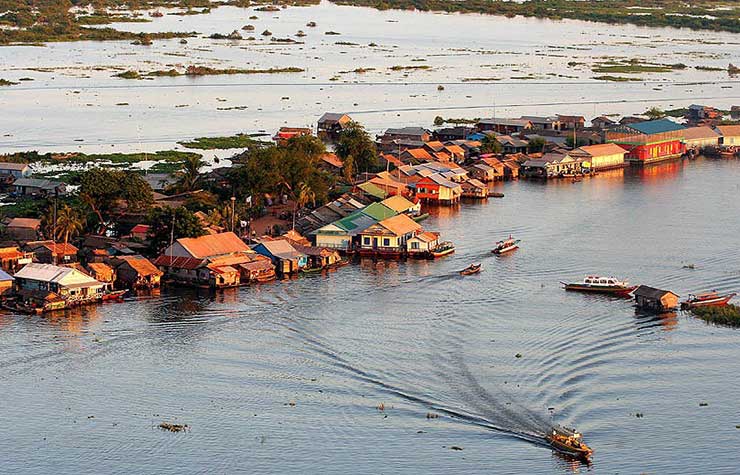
383;238;390;247
363;237;370;245
411;242;419;249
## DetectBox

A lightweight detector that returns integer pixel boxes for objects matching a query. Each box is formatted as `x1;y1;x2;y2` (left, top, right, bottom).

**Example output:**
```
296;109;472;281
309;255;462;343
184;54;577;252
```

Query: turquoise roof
628;118;685;135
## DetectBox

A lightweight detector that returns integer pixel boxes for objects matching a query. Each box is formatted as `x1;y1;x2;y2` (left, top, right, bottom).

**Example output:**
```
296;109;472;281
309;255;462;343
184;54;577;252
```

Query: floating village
2;102;740;458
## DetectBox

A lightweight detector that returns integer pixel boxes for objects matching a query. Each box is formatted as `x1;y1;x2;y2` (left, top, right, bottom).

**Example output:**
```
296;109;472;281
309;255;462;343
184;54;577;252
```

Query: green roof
361;202;398;221
627;118;685;135
357;182;389;199
334;210;377;232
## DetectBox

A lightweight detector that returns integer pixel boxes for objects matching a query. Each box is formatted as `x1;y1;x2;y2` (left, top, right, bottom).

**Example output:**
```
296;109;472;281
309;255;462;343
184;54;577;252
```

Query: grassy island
329;0;740;34
690;304;740;327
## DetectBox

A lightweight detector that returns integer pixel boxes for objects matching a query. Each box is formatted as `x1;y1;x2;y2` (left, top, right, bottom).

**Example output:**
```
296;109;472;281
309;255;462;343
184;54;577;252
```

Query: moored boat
561;275;636;296
431;241;455;258
492;236;519;255
459;263;481;276
680;291;736;310
547;426;593;460
101;289;127;301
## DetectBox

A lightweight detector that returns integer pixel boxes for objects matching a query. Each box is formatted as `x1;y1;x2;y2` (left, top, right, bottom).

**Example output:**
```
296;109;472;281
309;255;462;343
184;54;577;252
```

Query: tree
528;137;546;153
147;207;206;256
174;154;205;192
335;121;377;179
565;136;589;148
433;116;444;126
480;134;503;154
645;107;666;120
53;205;85;245
292;182;316;230
79;168;153;229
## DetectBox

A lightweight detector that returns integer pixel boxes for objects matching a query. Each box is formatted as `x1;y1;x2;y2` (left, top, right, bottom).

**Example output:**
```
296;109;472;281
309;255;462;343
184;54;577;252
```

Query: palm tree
54;205;85;245
293;182;315;230
175;154;205;192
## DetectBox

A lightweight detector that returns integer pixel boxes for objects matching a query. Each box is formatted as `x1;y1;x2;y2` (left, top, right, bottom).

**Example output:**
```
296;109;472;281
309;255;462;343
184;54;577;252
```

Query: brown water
2;157;740;473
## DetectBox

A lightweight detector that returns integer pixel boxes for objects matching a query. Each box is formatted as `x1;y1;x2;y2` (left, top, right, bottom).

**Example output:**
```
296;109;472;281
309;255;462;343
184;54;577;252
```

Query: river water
1;2;739;154
2;156;739;473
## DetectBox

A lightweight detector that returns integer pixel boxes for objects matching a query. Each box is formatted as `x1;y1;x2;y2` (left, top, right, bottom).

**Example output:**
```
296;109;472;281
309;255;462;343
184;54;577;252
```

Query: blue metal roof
0;269;14;281
628;118;685;135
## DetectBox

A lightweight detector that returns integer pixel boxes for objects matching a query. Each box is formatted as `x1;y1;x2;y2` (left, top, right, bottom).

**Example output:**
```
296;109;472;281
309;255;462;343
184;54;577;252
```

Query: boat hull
681;293;735;309
431;247;455;258
492;245;518;255
548;437;593;459
562;283;636;296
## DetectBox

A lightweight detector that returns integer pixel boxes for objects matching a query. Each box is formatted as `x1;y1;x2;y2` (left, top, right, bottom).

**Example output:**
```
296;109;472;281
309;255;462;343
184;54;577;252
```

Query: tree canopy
334;121;378;180
147;206;205;256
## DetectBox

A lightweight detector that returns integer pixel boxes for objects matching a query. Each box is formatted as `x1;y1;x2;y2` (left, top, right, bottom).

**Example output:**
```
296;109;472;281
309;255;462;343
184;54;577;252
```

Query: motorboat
547;426;593;460
561;275;636;296
681;291;736;310
492;236;519;255
460;263;481;276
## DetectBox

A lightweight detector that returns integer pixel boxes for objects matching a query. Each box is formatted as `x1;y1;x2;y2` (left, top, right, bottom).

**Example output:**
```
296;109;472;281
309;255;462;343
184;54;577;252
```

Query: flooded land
1;2;740;474
1;1;739;160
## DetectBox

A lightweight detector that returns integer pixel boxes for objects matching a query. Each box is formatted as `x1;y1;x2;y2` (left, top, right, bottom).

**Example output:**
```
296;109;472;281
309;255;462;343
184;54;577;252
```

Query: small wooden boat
413;213;430;222
681;291;736;310
101;289;127;301
460;263;481;276
301;266;324;275
492;237;519;255
431;241;455;258
488;191;505;198
547;426;592;460
328;258;350;269
561;275;636;296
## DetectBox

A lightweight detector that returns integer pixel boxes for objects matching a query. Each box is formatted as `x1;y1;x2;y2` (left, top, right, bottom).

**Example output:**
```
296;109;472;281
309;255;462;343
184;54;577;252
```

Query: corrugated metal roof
177;232;249;259
627;118;685;135
15;263;97;285
361;203;398;221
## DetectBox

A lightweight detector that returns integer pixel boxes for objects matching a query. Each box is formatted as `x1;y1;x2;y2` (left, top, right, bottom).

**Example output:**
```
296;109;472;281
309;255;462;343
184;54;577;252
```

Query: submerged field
1;2;739;158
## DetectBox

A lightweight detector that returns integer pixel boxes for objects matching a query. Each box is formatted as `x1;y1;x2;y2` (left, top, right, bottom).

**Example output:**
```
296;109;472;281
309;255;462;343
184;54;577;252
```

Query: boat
547;426;593;460
431;241;455;258
492;236;519;255
101;289;127;301
561;275;636;296
460;263;481;276
300;266;324;274
680;291;736;310
328;257;350;269
488;191;505;198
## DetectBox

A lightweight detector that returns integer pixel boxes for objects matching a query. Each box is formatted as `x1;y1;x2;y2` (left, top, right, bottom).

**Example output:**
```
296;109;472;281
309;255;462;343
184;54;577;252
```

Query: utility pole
230;196;236;233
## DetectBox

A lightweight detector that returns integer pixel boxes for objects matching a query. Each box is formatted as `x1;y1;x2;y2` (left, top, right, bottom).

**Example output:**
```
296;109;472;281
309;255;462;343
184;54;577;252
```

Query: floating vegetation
114;66;304;79
390;65;431;71
335;41;359;46
178;134;258;149
461;77;501;82
339;67;376;74
690;304;740;327
324;31;341;35
242;24;255;31
0;78;18;86
159;422;189;433
593;75;643;82
209;30;243;40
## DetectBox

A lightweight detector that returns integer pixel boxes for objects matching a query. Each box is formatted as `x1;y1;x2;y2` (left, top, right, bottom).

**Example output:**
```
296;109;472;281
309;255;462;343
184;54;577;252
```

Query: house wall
622;140;684;163
721;135;740;146
315;233;351;250
0;280;13;295
590;152;626;170
685;137;719;148
360;234;401;250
